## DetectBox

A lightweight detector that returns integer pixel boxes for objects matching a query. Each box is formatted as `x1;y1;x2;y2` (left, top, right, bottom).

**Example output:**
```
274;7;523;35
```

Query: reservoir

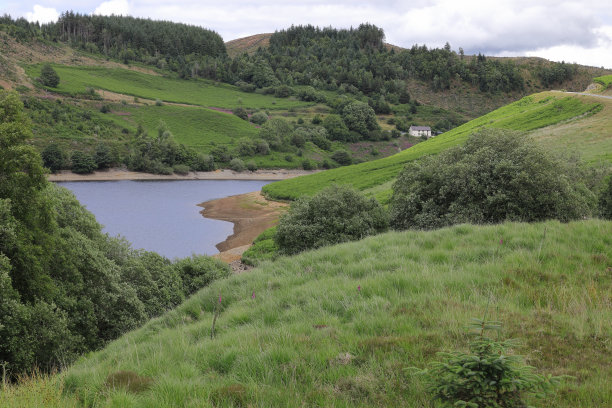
57;180;271;259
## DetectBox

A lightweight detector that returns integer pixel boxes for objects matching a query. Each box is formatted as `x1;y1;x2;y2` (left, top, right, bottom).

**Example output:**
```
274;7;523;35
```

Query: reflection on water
57;180;271;259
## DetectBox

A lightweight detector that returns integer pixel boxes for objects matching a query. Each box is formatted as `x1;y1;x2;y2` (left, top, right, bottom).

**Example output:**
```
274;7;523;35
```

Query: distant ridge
225;32;404;57
225;33;273;57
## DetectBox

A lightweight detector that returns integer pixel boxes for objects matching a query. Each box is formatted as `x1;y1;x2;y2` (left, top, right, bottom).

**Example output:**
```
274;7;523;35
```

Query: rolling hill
3;220;610;407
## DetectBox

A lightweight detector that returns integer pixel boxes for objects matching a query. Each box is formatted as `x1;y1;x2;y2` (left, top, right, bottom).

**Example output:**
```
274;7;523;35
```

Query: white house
409;125;432;138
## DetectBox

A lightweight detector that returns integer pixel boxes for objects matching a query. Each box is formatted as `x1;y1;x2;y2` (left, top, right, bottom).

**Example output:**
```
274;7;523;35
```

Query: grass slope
594;75;612;89
25;64;309;110
531;92;612;165
106;104;259;151
5;220;610;407
263;92;603;201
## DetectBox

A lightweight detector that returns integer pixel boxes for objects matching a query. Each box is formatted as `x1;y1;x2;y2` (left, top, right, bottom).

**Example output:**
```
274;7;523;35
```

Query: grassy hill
3;219;610;407
263;91;606;202
25;64;308;110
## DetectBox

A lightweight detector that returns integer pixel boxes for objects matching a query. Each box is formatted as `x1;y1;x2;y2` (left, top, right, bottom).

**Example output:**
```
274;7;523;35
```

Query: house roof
409;126;431;131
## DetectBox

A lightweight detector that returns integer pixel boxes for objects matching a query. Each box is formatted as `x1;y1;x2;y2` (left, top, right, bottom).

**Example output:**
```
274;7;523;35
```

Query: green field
25;64;311;110
106;104;259;150
263;92;603;201
3;220;610;407
594;74;612;89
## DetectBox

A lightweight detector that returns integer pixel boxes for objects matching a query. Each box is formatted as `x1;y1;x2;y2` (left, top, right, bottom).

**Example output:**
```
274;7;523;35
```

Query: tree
390;129;596;230
331;149;352;166
230;158;246;172
71;151;97;174
94;143;113;169
0;91;48;224
341;101;379;137
322;114;349;141
275;185;389;254
233;107;248;121
40;64;60;87
258;119;292;150
250;111;268;125
416;318;561;407
41;143;66;172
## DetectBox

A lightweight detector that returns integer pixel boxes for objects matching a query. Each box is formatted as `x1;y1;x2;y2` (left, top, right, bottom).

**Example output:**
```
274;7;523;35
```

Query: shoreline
199;191;288;263
48;168;318;182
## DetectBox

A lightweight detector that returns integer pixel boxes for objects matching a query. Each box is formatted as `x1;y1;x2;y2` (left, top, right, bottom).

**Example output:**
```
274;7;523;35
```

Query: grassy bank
594;74;612;89
4;220;610;407
25;64;310;110
263;92;603;201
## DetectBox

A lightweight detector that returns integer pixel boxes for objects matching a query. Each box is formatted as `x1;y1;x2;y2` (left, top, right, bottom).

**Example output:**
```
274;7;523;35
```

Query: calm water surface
58;180;271;259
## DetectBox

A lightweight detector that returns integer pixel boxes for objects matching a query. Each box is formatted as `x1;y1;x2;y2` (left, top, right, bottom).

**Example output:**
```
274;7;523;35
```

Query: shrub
331;149;352;166
312;133;331;150
94;143;113;169
40;64;60;87
323;114;350;141
275;185;389;254
312;114;322;125
241;227;278;266
301;159;314;170
600;174;612;219
274;85;293;98
230;158;246;172
236;137;256;156
415;318;561;407
390;129;596;230
173;256;230;296
250;111;268;125
255;139;270;155
41;143;66;172
246;160;258;172
173;164;190;175
193;154;215;171
71;151;97;174
100;104;111;113
342;101;379;137
155;99;163;106
233;107;248;121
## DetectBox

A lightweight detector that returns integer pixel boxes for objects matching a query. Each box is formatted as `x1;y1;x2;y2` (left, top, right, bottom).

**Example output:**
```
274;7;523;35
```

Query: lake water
57;180;271;259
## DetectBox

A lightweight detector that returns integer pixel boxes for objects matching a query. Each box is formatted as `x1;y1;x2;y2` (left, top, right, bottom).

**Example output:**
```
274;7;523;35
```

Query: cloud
524;25;612;69
25;5;60;24
94;0;130;16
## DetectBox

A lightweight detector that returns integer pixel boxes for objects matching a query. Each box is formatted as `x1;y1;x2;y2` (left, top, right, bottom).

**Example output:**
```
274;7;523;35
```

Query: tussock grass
263;92;603;201
8;220;610;407
25;64;310;110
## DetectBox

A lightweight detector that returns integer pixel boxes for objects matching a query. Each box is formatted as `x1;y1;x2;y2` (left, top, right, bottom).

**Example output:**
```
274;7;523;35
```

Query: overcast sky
3;0;611;68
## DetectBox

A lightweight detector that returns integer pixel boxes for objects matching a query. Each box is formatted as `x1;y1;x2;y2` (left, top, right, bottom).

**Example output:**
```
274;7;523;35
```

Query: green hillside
25;64;309;110
4;220;610;407
105;104;259;150
263;92;604;201
594;74;612;89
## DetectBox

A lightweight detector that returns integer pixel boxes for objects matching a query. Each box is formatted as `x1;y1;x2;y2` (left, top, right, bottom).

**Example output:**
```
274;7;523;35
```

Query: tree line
1;15;577;96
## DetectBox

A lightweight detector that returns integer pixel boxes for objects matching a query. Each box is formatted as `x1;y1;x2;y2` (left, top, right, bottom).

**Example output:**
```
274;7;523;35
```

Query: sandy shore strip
48;168;318;182
199;191;288;263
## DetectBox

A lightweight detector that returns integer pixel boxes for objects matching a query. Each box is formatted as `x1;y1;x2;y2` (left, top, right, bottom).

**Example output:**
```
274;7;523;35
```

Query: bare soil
199;191;288;259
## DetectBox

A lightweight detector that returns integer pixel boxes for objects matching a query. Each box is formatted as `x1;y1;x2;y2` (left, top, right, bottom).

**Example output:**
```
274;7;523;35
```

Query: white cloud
7;0;612;68
94;0;130;16
25;5;60;24
524;26;612;69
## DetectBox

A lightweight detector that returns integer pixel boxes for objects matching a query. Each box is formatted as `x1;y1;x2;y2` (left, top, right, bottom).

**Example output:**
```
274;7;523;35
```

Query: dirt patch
199;191;288;253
